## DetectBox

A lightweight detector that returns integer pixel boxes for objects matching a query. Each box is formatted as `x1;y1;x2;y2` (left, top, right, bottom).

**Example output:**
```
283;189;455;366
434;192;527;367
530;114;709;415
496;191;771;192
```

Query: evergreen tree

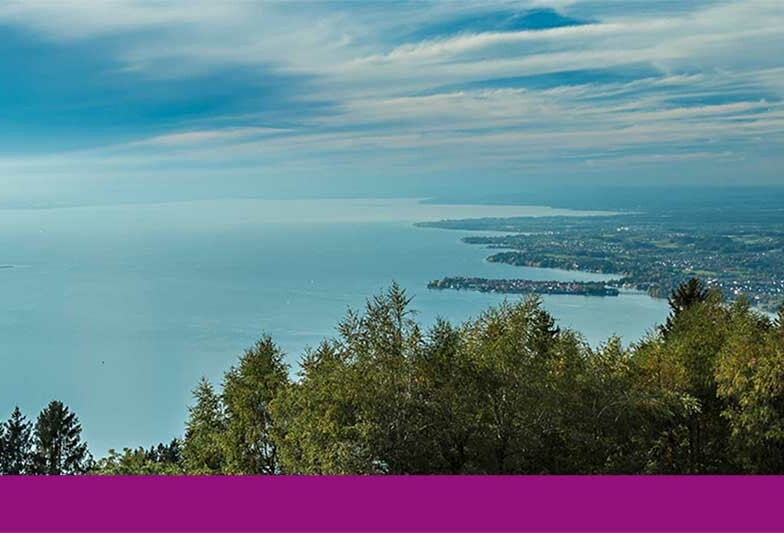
460;297;572;473
32;401;90;475
668;278;710;313
640;291;736;472
147;438;182;464
222;336;289;474
92;439;184;475
271;285;423;474
663;278;710;335
716;306;784;472
0;407;34;475
345;283;422;474
183;378;226;473
409;319;481;473
270;340;378;474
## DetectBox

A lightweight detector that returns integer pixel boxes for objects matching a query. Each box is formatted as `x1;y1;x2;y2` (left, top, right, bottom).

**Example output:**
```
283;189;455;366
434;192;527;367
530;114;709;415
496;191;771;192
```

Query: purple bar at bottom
0;475;781;532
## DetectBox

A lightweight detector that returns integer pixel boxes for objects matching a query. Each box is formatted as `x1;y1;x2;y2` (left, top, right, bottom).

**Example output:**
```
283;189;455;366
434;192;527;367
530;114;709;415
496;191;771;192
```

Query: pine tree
183;378;226;473
147;438;182;464
222;336;288;474
0;407;34;475
662;278;711;335
32;401;90;475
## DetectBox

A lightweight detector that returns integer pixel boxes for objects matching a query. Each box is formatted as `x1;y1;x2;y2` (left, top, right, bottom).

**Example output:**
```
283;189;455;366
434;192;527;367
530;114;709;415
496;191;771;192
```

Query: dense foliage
4;279;784;474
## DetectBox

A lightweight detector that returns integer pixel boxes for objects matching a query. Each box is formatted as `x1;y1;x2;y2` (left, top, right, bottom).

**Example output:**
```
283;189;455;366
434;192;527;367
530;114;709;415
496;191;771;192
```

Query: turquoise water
0;199;668;454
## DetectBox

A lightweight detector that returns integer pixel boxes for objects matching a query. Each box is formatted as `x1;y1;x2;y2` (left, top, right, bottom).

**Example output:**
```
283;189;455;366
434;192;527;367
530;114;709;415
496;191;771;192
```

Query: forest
2;279;784;475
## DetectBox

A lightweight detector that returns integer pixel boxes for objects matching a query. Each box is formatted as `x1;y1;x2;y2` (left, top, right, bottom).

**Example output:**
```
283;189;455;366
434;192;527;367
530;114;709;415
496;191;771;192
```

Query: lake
0;198;668;454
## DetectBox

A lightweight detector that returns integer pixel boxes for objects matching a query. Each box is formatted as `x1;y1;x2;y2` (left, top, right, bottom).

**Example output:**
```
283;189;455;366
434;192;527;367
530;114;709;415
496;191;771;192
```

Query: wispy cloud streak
0;0;782;199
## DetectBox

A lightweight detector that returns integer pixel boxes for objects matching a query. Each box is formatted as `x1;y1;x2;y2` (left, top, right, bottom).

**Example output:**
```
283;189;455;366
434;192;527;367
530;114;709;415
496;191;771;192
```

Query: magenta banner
0;476;781;532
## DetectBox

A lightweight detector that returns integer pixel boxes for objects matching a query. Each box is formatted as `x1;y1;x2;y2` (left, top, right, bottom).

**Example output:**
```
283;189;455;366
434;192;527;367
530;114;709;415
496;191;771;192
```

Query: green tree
345;282;422;473
636;290;736;472
32;401;90;475
271;284;423;474
271;341;377;474
90;279;784;474
572;337;645;472
221;336;289;474
715;306;784;472
92;440;183;475
408;318;482;473
182;378;226;473
662;278;710;335
459;296;580;473
147;438;182;465
0;407;34;474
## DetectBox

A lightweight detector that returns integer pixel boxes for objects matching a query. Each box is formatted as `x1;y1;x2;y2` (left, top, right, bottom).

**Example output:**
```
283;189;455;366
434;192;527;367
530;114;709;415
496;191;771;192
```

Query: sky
1;0;783;206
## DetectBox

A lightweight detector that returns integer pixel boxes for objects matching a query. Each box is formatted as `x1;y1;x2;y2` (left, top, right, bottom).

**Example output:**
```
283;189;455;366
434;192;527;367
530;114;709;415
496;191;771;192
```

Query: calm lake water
0;198;668;454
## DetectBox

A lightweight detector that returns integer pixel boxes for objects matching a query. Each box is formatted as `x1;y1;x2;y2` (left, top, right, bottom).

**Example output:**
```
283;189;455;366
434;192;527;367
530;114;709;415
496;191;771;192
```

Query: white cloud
0;1;251;40
0;0;782;191
123;127;288;148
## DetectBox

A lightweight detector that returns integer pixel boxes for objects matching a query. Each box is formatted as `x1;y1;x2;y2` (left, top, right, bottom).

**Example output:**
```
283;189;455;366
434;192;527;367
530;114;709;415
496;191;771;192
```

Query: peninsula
428;277;619;296
418;202;784;312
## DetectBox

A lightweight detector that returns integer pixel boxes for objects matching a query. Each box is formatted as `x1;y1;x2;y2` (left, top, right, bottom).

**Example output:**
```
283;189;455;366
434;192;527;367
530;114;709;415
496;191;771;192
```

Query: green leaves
175;281;784;474
222;336;288;474
92;440;183;475
715;307;784;472
181;337;289;474
183;378;226;474
55;279;784;475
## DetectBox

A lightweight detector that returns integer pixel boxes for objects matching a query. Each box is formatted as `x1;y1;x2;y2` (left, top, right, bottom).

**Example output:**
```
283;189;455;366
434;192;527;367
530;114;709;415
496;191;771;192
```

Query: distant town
428;277;619;296
419;204;784;313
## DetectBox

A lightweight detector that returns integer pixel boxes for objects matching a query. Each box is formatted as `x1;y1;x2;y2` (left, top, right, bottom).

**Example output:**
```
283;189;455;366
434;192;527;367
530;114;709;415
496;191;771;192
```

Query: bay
0;198;668;454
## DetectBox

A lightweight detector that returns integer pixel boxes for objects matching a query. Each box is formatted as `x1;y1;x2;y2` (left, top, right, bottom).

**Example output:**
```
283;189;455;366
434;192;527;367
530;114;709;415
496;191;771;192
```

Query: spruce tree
183;378;226;473
222;336;288;474
0;407;34;474
32;401;90;475
662;278;710;335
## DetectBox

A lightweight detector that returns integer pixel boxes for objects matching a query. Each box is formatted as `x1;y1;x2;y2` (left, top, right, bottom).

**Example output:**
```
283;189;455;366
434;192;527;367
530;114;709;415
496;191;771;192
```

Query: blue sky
1;0;783;205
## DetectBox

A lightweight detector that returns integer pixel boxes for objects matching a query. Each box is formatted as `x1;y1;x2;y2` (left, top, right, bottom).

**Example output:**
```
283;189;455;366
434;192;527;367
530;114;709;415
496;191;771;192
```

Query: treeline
4;279;784;475
0;401;90;474
92;279;784;475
